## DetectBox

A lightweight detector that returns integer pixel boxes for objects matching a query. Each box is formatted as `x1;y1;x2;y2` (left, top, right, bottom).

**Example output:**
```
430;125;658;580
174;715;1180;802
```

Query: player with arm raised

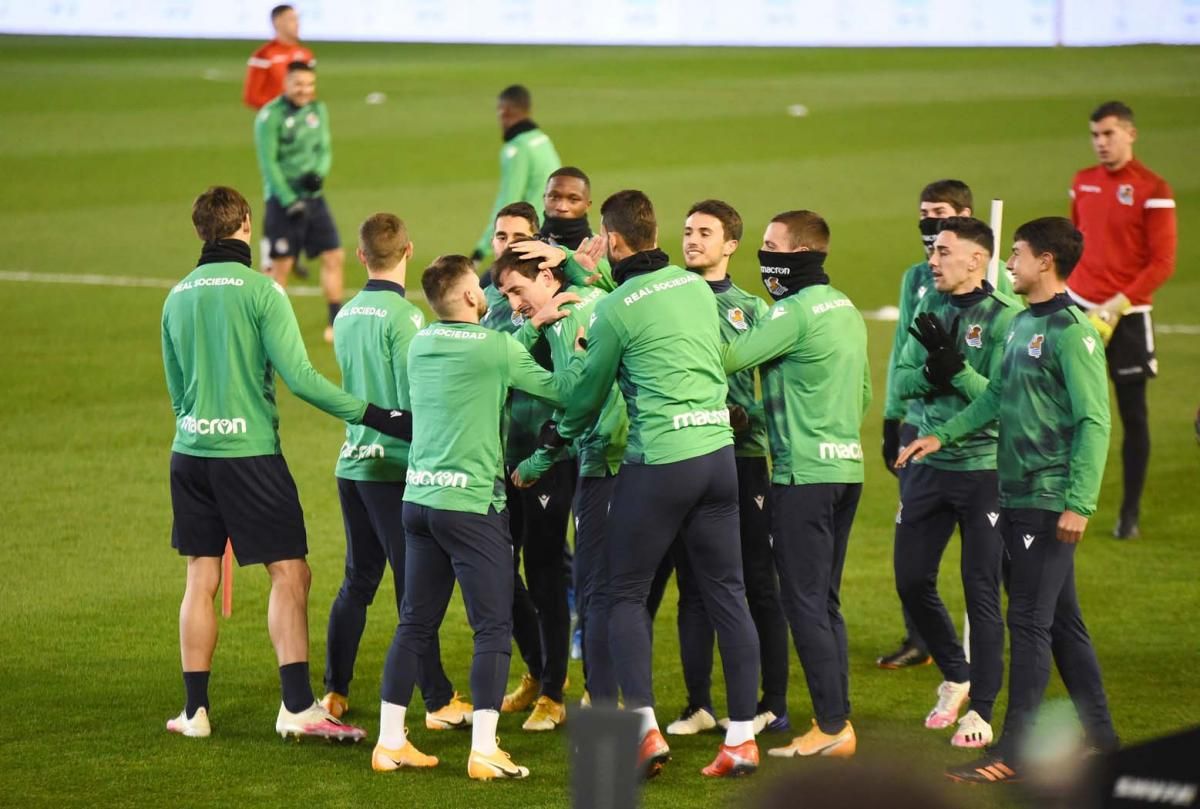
375;255;582;779
162;186;406;743
899;217;1118;784
722;210;870;761
1067;101;1177;540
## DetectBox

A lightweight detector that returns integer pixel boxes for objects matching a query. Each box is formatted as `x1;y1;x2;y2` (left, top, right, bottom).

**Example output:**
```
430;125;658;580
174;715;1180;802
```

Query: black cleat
945;754;1021;784
1113;515;1140;540
876;639;932;669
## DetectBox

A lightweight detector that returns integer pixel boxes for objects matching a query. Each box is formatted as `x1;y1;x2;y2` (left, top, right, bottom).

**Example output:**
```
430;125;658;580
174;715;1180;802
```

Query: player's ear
405;242;414;260
724;239;739;258
355;246;368;266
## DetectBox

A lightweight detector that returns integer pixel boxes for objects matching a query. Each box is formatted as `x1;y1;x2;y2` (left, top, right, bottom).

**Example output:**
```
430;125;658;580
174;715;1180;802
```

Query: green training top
333;280;425;482
723;283;871;485
931;296;1110;516
710;278;770;459
474;124;561;259
162;260;366;458
254;96;332;208
885;259;1015;424
513;284;629;480
559;263;733;465
404;322;582;515
894;283;1020;471
482;282;559;466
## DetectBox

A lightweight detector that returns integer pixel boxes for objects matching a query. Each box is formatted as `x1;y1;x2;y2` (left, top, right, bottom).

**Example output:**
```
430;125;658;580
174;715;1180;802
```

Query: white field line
2;270;1192;331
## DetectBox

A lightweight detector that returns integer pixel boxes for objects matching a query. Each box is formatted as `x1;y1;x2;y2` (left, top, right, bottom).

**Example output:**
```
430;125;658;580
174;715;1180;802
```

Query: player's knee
185;557;221;598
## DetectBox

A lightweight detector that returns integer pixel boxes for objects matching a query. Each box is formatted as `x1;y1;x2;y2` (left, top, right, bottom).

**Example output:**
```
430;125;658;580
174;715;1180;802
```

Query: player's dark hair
358;213;410;272
769;210;830;251
547;166;591;191
495;201;539;232
192;185;251;242
422;255;475;316
492;238;566;288
1090;100;1134;124
286;60;313;74
498;84;532;111
936;216;993;256
600;190;657;252
919;179;973;213
687;199;743;242
270;5;294;21
1014;217;1084;279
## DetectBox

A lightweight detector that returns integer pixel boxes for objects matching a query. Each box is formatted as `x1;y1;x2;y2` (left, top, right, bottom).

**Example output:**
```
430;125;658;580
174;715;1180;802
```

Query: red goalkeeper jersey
1067;158;1176;310
243;40;315;110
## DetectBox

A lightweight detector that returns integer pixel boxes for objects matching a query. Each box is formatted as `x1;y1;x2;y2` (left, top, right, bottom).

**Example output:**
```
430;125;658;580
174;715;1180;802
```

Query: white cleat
276;701;367;742
666;706;717;736
925;681;971;730
951;710;994;748
717;710;781;735
166;706;211;738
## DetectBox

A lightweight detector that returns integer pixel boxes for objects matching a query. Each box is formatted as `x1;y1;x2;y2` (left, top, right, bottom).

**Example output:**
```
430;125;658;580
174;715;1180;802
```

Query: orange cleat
638;728;671;780
701;740;759;777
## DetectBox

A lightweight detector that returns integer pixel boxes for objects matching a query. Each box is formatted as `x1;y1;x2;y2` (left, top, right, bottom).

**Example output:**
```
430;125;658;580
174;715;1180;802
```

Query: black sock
183;670;210;719
279;662;315;713
327;301;341;326
1115;380;1150;521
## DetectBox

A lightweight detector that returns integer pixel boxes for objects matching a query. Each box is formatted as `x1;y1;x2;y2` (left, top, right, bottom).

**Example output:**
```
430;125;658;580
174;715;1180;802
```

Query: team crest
511;311;525;327
1028;333;1045;358
765;277;786;297
283;116;295;129
274;237;289;254
965;324;983;348
1117;184;1134;206
305;112;320;128
727;307;749;331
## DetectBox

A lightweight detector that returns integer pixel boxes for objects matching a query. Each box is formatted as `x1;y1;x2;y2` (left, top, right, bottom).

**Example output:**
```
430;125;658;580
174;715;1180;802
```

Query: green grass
1;36;1198;808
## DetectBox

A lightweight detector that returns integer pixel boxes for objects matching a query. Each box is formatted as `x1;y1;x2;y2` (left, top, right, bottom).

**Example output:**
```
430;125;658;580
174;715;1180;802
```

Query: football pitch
1;36;1197;808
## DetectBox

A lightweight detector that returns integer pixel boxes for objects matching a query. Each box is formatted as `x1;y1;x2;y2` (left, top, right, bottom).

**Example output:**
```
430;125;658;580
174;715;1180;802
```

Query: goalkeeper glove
536;419;568;451
1088;293;1130;345
361;404;412;441
298;172;323;193
881;418;900;477
909;312;964;388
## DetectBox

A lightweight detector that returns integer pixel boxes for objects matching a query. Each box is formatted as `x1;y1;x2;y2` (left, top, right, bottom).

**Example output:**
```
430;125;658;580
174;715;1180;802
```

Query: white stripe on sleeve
1144;199;1175;209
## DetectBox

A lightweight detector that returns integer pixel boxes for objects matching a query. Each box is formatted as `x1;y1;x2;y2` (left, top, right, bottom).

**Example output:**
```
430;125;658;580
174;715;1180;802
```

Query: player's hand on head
894;435;941;469
728;405;750;434
531;291;581;329
1056;509;1088;544
511;239;567;270
574;234;606;279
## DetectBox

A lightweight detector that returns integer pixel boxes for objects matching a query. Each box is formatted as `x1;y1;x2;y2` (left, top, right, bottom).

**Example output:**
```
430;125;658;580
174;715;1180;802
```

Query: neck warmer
949;280;995;309
198;239;252;268
540;215;593;250
611;248;671;286
503;119;538;142
919;217;941;255
757;250;830;299
1029;292;1073;317
364;279;406;297
706;275;732;293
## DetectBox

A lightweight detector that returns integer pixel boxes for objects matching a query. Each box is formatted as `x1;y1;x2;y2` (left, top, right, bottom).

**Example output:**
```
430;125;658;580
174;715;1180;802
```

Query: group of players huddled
162;4;1177;788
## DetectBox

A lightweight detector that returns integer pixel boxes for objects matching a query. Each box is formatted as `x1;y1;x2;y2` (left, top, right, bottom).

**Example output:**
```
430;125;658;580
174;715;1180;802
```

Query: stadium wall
2;0;1198;46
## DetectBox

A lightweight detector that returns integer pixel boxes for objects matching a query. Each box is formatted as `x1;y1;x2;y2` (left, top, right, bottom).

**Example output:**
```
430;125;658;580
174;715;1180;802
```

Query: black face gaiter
757;250;830;299
611;248;671;285
198;238;252;268
540;215;592;250
919;217;941;256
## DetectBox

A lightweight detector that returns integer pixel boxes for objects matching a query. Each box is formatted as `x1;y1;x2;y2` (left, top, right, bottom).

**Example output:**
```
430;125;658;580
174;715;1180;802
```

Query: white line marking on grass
0;270;323;296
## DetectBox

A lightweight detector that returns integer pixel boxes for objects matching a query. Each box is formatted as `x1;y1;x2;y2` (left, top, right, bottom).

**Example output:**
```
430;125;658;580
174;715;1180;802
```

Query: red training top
243;40;315;110
1068;158;1176;310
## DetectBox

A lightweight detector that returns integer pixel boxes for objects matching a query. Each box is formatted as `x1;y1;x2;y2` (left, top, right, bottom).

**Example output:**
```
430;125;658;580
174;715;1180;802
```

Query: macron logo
406;469;469;488
672;408;730;431
340;442;384;459
819;442;863;461
987;512;999;527
538;495;550;509
180;416;247;435
754;495;765;511
1023;534;1035;549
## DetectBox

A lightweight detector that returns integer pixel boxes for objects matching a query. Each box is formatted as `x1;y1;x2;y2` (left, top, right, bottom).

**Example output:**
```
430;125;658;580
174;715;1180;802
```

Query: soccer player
879;179;975;670
319;213;472;744
479;204;577;725
891;217;1018;749
547;189;762;779
254;61;344;342
1067;101;1177;540
162;186;406;742
722;210;870;760
242;5;314;110
494;246;628;722
471;85;561;265
899;217;1118;784
540;166;596;249
664;200;790;737
377;255;582;779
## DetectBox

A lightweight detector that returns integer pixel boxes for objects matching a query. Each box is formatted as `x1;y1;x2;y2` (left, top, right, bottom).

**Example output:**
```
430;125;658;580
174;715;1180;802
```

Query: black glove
924;346;965;388
908;312;964;389
537;419;568;451
285;199;307;220
470;248;484;264
298;172;323;193
881;418;900;477
361;403;412;441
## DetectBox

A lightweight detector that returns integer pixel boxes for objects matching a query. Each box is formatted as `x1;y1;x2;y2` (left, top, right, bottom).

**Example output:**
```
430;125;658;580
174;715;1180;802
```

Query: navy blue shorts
169;452;307;566
264;195;340;260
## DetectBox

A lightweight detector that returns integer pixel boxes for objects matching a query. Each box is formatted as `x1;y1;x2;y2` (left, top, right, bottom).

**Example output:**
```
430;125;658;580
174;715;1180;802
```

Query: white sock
724;720;755;747
635;707;659;737
472;709;499;754
378;701;407;749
